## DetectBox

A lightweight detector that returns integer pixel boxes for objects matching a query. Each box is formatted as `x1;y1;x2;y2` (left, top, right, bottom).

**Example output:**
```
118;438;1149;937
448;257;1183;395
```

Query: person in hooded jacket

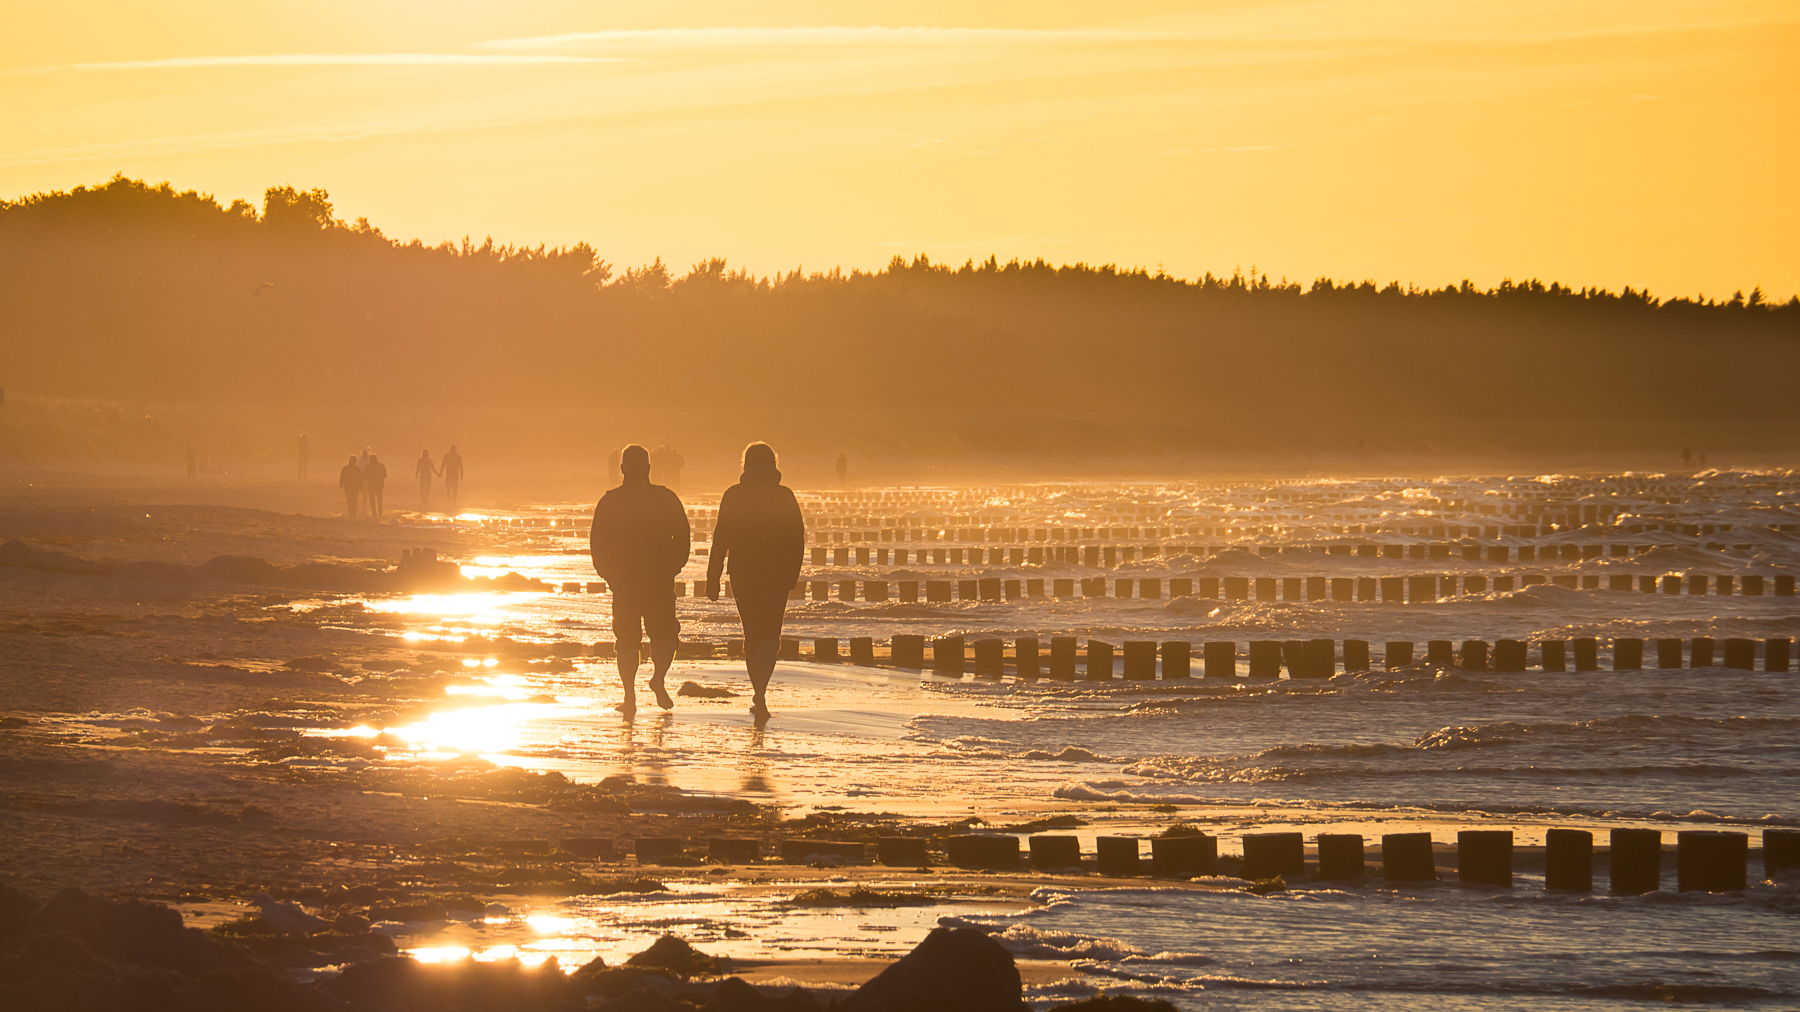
591;443;690;714
707;442;805;719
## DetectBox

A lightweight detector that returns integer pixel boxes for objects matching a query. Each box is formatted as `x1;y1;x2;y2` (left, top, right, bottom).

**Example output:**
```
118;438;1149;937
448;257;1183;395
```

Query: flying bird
253;282;276;297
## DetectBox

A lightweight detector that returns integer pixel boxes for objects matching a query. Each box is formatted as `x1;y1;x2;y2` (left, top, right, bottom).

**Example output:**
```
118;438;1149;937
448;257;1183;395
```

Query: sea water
296;474;1797;1007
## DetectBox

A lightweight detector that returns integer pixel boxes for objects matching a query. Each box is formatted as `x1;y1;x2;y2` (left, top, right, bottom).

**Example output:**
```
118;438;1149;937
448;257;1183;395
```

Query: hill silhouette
2;175;1795;470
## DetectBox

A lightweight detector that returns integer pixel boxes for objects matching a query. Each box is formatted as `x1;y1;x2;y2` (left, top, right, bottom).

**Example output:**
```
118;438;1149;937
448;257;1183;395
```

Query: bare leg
746;634;777;717
737;591;784;718
647;638;675;709
616;642;639;715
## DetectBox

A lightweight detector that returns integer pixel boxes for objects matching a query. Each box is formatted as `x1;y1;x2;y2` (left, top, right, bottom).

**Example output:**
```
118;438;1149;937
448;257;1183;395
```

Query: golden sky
5;1;1796;298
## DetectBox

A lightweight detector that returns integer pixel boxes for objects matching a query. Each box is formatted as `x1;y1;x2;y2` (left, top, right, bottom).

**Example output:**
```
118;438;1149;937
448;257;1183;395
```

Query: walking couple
588;442;802;719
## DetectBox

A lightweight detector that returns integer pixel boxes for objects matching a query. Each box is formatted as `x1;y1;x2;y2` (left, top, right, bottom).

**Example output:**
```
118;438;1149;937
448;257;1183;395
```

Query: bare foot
749;701;771;722
648;674;674;710
614;697;637;716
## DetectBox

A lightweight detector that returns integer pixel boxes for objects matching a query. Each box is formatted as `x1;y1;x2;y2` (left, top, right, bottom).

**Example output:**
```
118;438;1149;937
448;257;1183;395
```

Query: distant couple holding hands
587;442;803;719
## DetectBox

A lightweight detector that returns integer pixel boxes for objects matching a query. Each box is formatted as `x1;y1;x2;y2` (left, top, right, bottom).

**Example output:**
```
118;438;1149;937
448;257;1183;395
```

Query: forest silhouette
3;176;1796;468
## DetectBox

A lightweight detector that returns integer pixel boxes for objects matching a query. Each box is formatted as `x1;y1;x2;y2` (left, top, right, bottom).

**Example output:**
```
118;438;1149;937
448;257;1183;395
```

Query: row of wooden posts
622;829;1798;892
798;542;1777;568
585;635;1796;674
557;572;1798;602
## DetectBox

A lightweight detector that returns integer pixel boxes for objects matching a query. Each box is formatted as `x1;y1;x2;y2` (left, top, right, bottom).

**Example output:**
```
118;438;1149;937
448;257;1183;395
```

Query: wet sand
5;462;1794;1011
0;464;1103;1002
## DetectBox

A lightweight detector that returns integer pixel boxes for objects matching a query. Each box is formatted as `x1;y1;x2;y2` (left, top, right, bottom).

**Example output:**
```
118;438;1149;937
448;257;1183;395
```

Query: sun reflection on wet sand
387;699;572;755
366;591;547;624
446;673;529;696
297;653;1048;812
407;946;472;964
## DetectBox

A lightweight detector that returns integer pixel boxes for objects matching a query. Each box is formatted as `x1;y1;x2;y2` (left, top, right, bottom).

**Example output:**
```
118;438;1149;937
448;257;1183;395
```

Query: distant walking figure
357;446;373;512
297;433;310;480
707;442;805;720
590;444;690;715
338;456;363;516
364;455;388;516
835;452;849;487
183;446;198;479
415;449;439;508
442;445;465;508
651;445;686;490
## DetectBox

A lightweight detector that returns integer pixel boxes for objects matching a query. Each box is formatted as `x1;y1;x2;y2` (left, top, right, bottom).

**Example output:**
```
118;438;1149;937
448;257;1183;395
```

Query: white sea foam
936;919;1143;961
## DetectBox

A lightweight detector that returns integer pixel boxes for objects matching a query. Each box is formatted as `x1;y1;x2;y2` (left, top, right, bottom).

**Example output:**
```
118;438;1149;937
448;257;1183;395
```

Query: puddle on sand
297;658;1078;817
385;880;1027;974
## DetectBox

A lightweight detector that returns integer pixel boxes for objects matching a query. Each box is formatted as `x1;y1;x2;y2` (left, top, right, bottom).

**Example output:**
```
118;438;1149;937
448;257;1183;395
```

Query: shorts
612;587;680;651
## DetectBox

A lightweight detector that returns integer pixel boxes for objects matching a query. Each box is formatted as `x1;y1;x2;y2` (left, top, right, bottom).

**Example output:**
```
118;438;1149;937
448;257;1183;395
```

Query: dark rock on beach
0;885;329;1012
626;934;727;976
323;955;582;1011
835;926;1026;1012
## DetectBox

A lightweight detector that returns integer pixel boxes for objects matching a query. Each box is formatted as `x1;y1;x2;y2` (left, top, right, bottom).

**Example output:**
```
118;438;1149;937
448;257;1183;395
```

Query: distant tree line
2;176;1794;455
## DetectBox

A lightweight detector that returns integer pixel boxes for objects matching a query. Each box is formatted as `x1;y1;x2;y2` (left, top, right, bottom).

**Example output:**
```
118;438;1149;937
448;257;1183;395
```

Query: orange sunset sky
4;0;1796;298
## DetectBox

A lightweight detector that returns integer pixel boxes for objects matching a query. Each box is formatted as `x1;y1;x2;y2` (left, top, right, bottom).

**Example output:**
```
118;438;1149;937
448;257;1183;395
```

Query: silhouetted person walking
338;456;363;516
297;433;310;480
357;446;373;512
835;452;849;487
591;444;690;714
364;455;388;516
415;449;439;508
707;442;805;720
183;446;198;479
442;445;464;507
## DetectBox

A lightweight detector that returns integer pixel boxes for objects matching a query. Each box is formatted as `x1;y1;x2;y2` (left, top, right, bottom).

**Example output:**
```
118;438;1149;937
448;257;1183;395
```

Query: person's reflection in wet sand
640;711;673;786
607;707;675;785
609;719;639;782
737;724;774;795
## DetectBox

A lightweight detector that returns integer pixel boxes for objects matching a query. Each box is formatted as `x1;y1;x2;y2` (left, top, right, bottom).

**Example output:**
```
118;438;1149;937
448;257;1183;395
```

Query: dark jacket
338;464;363;493
589;477;690;590
364;461;387;488
707;464;805;596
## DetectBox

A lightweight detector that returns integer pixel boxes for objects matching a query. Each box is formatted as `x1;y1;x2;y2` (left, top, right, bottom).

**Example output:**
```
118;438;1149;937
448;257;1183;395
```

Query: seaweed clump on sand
788;888;934;907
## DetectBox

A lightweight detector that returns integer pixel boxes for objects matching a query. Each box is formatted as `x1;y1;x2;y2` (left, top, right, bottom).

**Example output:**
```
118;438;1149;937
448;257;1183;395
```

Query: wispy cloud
0;112;560;167
481;26;1177;51
476;12;1800;55
35;53;621;73
1160;144;1293;155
